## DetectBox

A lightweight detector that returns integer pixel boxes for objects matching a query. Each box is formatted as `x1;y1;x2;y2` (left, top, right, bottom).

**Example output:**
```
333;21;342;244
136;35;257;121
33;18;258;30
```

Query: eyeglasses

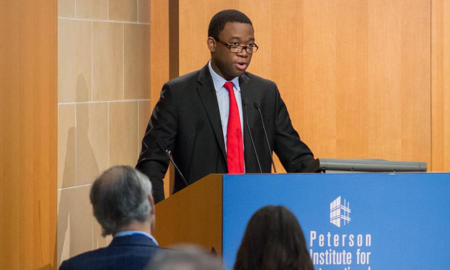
214;38;259;54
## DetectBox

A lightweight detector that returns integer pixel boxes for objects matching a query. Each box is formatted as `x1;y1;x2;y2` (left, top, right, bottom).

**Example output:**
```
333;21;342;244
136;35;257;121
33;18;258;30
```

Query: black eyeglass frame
213;37;259;54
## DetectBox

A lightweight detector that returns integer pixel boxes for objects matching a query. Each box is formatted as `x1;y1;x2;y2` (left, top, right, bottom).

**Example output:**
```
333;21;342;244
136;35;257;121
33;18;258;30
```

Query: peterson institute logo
330;196;351;227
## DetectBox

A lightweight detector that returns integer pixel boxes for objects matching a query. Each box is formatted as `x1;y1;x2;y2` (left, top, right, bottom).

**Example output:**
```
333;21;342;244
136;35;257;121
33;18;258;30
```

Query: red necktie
224;82;244;174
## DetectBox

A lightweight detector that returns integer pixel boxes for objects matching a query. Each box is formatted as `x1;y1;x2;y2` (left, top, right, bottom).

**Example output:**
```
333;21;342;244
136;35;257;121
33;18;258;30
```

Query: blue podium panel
222;173;450;270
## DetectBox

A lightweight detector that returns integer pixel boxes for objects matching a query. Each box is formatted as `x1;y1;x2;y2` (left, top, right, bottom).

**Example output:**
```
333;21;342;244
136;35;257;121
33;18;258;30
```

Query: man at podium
137;9;314;203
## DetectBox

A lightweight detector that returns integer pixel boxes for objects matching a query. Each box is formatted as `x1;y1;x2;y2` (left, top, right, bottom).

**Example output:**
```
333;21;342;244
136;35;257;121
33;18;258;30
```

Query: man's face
209;22;255;81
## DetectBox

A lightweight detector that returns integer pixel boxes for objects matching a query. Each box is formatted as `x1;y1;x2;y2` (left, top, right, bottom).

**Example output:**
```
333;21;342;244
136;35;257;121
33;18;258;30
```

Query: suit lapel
197;65;227;162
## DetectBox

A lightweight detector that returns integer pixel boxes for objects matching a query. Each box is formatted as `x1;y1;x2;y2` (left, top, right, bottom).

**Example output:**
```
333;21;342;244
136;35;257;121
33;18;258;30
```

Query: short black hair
208;9;253;39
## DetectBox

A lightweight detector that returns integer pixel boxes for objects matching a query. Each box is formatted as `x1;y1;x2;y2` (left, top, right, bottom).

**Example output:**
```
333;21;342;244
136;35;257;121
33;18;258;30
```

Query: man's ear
148;194;156;233
148;194;155;216
207;37;216;53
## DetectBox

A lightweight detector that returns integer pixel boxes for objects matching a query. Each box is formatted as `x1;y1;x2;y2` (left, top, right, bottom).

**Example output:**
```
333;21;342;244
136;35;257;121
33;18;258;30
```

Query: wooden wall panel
294;0;338;160
432;0;450;171
398;0;431;162
0;0;57;269
150;0;172;197
335;0;369;158
0;1;21;267
150;0;170;110
367;0;403;160
368;0;431;163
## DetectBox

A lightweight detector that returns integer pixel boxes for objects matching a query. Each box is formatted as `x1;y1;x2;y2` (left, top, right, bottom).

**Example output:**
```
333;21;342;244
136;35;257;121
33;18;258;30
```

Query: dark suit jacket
137;64;314;203
59;235;161;270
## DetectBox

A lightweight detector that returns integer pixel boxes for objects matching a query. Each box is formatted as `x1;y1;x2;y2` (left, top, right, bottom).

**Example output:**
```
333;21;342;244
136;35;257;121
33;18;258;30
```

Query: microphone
242;98;262;173
155;139;189;187
254;101;277;173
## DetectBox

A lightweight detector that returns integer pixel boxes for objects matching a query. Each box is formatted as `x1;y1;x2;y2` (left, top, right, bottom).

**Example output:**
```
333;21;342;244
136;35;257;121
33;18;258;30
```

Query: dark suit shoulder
59;247;108;270
165;69;201;89
59;236;161;270
243;71;277;88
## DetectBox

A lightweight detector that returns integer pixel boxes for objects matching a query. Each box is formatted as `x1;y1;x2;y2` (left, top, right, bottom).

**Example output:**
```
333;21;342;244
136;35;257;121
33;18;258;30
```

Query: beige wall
57;0;151;265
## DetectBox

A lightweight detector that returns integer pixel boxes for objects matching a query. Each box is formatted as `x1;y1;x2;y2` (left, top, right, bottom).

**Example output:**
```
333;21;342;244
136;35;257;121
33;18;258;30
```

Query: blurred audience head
146;245;224;270
233;205;314;270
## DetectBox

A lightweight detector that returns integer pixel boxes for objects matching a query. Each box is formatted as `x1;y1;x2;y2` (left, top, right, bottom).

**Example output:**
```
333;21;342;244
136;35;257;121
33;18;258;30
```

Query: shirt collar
114;231;159;246
208;61;240;93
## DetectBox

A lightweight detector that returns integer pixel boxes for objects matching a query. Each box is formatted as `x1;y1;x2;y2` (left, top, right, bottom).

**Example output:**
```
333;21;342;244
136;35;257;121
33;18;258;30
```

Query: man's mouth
235;62;248;70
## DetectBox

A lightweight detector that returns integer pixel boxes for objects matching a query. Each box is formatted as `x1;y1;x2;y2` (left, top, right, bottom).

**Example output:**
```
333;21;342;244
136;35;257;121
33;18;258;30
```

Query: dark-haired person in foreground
59;166;162;270
234;205;314;270
137;9;314;203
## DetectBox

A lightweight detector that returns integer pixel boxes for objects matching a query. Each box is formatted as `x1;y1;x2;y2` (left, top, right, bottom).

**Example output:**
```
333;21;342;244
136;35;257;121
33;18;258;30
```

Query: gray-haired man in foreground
60;166;162;270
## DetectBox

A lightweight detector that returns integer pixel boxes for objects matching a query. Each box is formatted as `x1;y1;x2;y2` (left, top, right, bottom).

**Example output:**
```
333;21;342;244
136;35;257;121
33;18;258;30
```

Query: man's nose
237;48;249;57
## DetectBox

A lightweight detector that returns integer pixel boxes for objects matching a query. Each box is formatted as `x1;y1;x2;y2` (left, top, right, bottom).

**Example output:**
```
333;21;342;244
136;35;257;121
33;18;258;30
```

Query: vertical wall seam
137;101;140;159
123;23;125;100
430;0;433;171
74;103;77;185
91;20;94;101
107;102;110;168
